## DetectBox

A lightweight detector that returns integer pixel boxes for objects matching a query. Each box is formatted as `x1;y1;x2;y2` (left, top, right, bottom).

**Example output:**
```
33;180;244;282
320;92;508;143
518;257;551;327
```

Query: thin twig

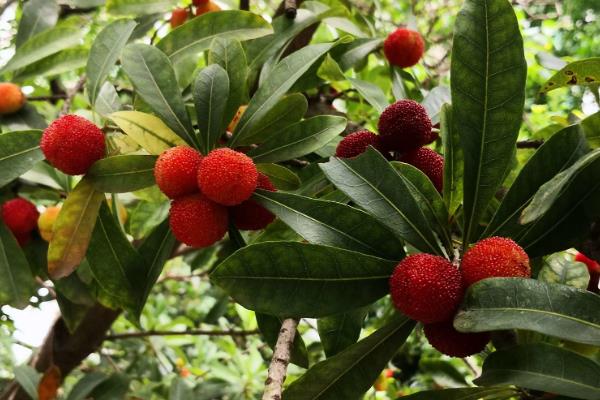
105;329;259;340
262;318;299;400
517;139;544;149
59;75;86;116
28;95;69;101
462;357;481;376
240;0;249;10
156;271;209;283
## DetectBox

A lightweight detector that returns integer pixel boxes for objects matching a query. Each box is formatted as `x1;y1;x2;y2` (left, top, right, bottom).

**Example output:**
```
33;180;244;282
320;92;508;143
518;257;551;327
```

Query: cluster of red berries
154;146;276;248
384;28;425;69
170;0;221;28
1;197;39;246
390;237;530;357
335;99;443;192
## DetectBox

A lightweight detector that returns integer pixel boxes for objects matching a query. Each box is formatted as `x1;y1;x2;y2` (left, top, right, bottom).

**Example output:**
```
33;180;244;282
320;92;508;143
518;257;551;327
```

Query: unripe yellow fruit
227;105;247;133
38;206;61;242
0;83;26;115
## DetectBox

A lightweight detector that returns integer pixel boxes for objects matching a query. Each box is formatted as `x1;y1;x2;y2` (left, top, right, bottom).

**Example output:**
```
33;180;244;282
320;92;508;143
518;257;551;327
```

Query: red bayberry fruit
389;254;463;324
1;198;39;237
40;115;106;175
384;28;425;68
335;130;380;158
170;7;188;28
424;319;490;357
154;146;203;199
197;148;258;206
401;147;444;192
231;173;276;231
195;1;220;16
169;194;228;248
0;83;26;115
378;100;433;153
461;237;530;287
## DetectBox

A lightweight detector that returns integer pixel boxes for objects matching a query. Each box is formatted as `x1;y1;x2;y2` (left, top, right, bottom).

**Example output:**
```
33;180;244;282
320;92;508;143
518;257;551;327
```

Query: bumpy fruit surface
227;105;247;133
1;198;39;237
170;7;188;28
38;206;61;242
169;194;228;248
377;100;433;153
40;115;106;175
195;1;220;16
389;253;463;323
198;148;258;206
461;237;530;287
424;319;490;357
232;173;276;230
335;130;380;158
384;28;425;68
401;147;444;192
0;83;26;115
154;146;203;199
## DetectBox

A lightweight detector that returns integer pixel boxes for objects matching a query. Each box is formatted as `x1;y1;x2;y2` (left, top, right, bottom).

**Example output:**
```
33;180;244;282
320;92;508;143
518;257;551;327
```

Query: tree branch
59;75;86;116
284;0;297;18
240;0;249;11
105;329;259;340
262;318;299;400
517;139;544;149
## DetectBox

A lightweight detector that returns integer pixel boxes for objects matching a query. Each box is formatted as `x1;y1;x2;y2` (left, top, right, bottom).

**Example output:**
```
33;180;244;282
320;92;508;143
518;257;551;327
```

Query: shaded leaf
348;78;388;113
0;130;44;188
16;0;59;48
398;387;517;400
337;38;383;71
243;93;308;144
14;365;40;400
66;372;109;400
88;155;157;193
106;0;172;15
95;82;122;116
581;111;600;148
15;47;88;82
0;220;34;309
422;86;451;125
193;64;229;154
441;104;463;217
318;308;367;357
256;163;300;191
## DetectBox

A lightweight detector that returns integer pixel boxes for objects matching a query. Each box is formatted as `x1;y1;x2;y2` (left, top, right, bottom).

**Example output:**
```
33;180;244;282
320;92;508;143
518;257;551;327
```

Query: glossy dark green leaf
87;19;137;105
318;307;367;357
87;373;130;400
231;42;336;147
193;64;229;154
320;148;449;256
55;292;90;332
256;163;301;191
282;314;415;400
211;242;395;318
451;0;527;244
121;43;197;147
253;190;404;260
399;387;517;400
16;0;59;48
540;58;600;93
454;278;600;346
441;104;463;217
66;372;109;400
337;38;383;71
0;130;44;188
248;116;346;163
87;155;157;193
539;252;590;290
0;220;34;309
15;47;88;82
256;313;309;368
475;344;600;400
244;93;308;144
348;78;388;113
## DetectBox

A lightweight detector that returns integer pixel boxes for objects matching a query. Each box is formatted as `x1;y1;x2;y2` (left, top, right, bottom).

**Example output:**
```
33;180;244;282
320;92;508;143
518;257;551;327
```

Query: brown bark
262;318;299;400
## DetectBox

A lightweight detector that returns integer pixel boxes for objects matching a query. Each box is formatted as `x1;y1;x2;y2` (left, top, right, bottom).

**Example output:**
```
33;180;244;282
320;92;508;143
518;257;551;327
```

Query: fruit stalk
262;318;299;400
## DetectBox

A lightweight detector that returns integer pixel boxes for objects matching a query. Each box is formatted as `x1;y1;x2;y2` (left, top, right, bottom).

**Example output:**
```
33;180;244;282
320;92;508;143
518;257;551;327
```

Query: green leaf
320;148;449;256
451;0;527;245
157;11;272;66
109;111;186;155
282;314;415;400
248;116;346;163
95;83;122;116
337;38;383;71
318;54;346;82
48;179;105;279
13;365;40;400
0;130;44;188
318;308;367;357
193;64;230;154
55;292;90;332
484;125;588;238
422;86;451;125
87;155;157;193
211;242;395;318
231;42;336;147
121;43;197;147
15;0;59;48
540;58;600;93
256;313;309;368
87;19;137;105
581;111;600;148
1;26;85;73
0;104;47;131
66;372;109;400
475;344;600;400
454;278;600;346
87;373;130;400
106;0;172;15
169;378;193;400
0;220;34;309
539;252;591;290
256;163;300;191
348;77;389;113
441;104;463;217
253;190;404;260
15;47;88;82
398;387;517;400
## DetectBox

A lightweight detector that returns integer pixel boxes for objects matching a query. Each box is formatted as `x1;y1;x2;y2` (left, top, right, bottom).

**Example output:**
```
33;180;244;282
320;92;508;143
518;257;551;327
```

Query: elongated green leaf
87;155;157;193
245;93;308;144
66;372;109;400
231;42;336;146
452;0;527;245
256;163;300;191
422;86;451;125
1;26;84;73
0;130;44;188
0;105;46;131
13;365;40;400
15;47;88;81
475;344;600;400
484;125;588;238
16;0;59;48
337;38;383;71
320;148;449;256
121;43;197;147
95;83;122;116
106;0;171;15
348;78;388;113
318;308;367;358
109;111;186;155
87;19;137;105
169;378;193;400
256;313;309;368
253;190;404;260
0;220;34;309
454;278;600;346
399;387;517;400
193;64;229;154
441;104;463;217
248;116;346;163
581;111;600;148
48;179;105;279
282;314;415;400
540;58;600;93
539;252;591;290
211;242;395;318
157;11;271;66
